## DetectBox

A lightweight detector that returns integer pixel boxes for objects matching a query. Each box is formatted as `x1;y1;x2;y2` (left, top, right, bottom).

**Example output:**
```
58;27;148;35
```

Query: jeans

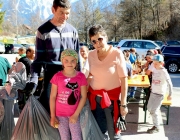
129;87;137;97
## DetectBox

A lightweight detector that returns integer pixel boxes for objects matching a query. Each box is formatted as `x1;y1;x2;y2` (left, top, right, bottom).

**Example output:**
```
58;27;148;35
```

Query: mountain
1;0;77;24
1;0;114;24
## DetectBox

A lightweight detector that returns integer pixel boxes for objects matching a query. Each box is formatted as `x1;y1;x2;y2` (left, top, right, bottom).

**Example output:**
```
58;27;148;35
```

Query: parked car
165;40;180;46
154;40;164;48
161;45;180;73
0;42;5;54
107;41;119;48
5;44;25;54
117;39;160;56
22;44;35;50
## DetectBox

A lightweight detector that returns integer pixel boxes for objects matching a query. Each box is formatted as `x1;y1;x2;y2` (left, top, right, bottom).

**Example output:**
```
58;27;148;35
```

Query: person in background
147;54;172;133
123;50;132;78
129;48;137;64
50;49;87;140
17;47;35;110
15;47;26;62
18;47;35;77
123;50;138;102
142;49;155;111
79;45;89;71
123;50;131;65
24;0;79;113
79;45;90;78
86;24;128;140
0;56;11;86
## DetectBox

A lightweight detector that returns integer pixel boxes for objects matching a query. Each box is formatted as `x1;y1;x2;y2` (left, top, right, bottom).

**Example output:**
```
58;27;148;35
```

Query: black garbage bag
0;100;15;140
80;100;106;140
0;99;4;124
11;95;60;140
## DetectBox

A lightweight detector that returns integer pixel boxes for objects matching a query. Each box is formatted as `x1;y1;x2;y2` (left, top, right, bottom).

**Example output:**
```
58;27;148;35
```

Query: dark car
165;40;180;46
5;44;24;54
161;45;180;73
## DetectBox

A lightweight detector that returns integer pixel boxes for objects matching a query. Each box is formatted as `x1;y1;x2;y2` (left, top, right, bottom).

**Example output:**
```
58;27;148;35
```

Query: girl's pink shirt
50;71;87;117
88;47;127;90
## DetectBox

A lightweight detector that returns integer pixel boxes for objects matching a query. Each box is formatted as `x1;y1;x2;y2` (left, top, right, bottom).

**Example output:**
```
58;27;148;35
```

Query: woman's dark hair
88;24;108;40
53;0;71;10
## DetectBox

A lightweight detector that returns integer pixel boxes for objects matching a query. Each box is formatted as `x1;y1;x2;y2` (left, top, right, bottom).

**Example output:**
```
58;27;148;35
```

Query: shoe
128;97;137;102
147;126;159;134
114;133;123;140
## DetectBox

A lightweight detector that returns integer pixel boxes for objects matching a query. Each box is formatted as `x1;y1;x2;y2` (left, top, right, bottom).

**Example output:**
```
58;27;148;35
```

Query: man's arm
30;30;46;84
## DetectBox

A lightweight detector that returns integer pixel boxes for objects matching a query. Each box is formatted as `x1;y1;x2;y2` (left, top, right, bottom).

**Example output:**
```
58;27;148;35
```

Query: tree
28;8;43;34
70;0;108;43
0;2;5;32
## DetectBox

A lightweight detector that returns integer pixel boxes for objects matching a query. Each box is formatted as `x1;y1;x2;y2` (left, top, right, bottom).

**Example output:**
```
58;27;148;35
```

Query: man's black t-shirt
18;57;32;77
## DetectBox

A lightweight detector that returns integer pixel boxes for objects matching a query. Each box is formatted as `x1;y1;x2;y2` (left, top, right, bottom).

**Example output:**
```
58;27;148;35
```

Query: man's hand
23;82;37;95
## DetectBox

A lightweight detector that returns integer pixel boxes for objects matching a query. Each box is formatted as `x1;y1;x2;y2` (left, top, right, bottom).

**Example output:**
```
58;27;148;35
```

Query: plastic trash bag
0;88;18;100
11;95;60;140
0;100;15;140
80;100;106;140
0;99;4;124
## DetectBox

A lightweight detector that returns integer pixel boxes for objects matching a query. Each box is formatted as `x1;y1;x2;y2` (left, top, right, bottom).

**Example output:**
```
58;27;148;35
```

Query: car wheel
166;62;179;73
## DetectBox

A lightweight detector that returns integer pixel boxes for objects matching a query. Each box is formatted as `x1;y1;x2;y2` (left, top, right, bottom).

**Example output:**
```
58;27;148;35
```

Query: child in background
80;46;89;62
123;50;138;102
15;47;26;62
147;54;173;133
49;49;87;140
79;46;89;71
129;48;137;64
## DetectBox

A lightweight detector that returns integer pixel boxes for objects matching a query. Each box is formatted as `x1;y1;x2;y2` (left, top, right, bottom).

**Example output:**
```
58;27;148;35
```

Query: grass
0;37;35;44
0;39;14;44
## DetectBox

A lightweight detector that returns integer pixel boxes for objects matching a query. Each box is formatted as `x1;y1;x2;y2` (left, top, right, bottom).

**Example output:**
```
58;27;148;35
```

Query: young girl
49;49;87;140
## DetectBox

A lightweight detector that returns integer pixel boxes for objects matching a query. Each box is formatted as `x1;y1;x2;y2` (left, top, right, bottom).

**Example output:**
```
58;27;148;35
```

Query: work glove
116;115;126;131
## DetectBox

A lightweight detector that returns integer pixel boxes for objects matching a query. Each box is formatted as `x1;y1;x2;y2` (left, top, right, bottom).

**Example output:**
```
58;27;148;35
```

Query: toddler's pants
57;116;82;140
147;92;164;129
